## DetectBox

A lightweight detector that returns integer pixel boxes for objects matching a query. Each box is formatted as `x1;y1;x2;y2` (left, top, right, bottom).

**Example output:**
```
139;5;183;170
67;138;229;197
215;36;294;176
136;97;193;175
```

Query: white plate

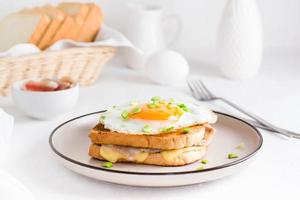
49;111;263;187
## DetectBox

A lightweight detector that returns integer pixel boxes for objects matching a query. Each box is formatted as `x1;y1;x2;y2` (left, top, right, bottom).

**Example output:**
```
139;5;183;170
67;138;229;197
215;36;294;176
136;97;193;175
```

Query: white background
1;0;300;53
0;1;300;200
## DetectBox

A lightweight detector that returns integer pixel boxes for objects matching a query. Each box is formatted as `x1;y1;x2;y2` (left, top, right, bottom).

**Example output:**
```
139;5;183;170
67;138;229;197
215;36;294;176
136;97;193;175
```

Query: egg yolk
129;104;182;120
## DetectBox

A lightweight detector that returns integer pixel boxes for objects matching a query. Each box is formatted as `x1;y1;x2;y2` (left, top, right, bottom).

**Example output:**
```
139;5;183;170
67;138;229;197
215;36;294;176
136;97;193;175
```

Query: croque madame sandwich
89;97;217;166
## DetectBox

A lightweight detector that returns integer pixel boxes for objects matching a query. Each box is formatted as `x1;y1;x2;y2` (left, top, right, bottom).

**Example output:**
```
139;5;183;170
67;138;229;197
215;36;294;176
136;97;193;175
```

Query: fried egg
99;97;217;135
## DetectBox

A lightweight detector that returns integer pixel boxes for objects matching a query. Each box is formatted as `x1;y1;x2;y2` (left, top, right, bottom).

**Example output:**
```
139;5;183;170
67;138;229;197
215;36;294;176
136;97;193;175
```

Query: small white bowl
12;79;79;120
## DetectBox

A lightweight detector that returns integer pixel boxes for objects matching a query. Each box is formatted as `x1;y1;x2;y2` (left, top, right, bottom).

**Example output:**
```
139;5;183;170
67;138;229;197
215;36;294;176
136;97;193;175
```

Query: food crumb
236;142;246;150
102;161;113;168
227;153;239;159
201;159;208;164
196;165;205;171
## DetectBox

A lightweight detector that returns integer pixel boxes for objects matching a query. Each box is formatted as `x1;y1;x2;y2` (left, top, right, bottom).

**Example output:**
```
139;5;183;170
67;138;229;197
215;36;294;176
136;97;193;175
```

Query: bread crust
28;13;51;45
89;144;207;166
78;3;103;42
57;3;90;40
89;124;215;150
51;15;75;44
37;6;65;49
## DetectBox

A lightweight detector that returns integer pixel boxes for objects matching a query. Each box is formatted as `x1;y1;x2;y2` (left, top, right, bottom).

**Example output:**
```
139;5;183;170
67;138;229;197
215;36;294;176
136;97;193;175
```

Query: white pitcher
217;0;263;79
125;3;182;70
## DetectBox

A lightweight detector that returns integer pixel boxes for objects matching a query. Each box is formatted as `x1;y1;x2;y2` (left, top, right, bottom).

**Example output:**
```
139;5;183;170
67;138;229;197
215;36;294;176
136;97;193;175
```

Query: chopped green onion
99;115;106;123
183;127;191;133
142;124;152;133
148;96;162;108
201;159;208;164
236;142;246;150
169;98;175;104
112;105;117;109
228;153;238;159
131;107;141;114
166;104;173;109
102;162;113;168
147;103;158;109
151;96;161;101
166;126;174;132
178;103;190;112
196;165;205;171
121;110;129;120
160;126;174;133
159;99;167;104
167;98;175;109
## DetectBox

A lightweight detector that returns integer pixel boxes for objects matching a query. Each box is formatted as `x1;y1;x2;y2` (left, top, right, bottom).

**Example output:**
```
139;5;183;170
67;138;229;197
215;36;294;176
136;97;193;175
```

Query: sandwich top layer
98;97;217;135
90;123;215;150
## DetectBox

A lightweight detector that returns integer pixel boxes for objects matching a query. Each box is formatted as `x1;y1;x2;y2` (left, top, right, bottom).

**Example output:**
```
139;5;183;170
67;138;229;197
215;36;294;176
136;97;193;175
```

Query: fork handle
242;118;300;139
217;97;300;139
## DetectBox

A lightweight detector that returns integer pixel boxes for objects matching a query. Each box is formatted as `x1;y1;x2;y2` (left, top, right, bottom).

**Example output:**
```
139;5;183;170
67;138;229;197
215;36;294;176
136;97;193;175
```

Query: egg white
99;101;217;135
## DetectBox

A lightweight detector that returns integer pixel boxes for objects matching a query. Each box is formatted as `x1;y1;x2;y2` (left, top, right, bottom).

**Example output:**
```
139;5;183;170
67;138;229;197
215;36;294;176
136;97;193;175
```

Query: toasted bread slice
50;14;75;44
90;124;205;150
0;11;50;51
27;12;51;45
89;144;207;166
77;3;103;42
90;124;215;150
37;6;65;49
57;2;90;40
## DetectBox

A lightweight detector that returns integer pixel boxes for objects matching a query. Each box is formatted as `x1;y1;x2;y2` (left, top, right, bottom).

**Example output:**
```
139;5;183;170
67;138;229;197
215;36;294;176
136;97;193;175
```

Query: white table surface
0;52;300;200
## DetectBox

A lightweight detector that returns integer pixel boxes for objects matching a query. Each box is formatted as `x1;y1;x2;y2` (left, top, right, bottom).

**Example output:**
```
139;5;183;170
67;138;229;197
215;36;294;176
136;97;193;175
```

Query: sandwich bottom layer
89;144;207;166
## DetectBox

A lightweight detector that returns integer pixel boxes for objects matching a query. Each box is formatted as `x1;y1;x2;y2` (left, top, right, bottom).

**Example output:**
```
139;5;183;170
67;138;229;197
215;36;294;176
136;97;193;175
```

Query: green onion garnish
131;107;141;114
169;98;175;104
196;166;205;171
201;159;208;164
183;127;191;133
151;96;161;101
99;115;106;123
228;153;239;159
178;103;190;112
121;110;129;119
236;142;246;150
142;124;152;133
102;162;113;168
147;103;158;109
159;99;167;104
160;126;174;133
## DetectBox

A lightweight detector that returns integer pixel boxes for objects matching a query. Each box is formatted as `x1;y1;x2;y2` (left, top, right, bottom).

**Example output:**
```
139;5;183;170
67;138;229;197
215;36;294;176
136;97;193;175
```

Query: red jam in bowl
23;77;74;92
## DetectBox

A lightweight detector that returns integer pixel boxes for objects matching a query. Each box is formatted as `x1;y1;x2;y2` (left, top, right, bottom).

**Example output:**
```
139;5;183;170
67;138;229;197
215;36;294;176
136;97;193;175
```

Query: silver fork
188;79;300;139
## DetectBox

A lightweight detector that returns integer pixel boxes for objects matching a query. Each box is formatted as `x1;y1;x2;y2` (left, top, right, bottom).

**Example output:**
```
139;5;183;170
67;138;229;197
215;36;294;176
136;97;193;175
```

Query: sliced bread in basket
37;5;66;49
77;3;103;42
0;11;51;51
57;2;90;41
0;2;103;51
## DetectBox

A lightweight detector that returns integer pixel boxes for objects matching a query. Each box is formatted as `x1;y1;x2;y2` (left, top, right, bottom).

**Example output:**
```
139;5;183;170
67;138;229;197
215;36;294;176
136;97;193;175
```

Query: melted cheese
100;145;205;163
134;152;149;162
161;146;205;162
99;145;149;163
100;145;123;162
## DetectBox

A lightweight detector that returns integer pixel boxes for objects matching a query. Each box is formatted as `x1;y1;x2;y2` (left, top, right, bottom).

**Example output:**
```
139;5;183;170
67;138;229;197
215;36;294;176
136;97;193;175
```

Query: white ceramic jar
217;0;263;79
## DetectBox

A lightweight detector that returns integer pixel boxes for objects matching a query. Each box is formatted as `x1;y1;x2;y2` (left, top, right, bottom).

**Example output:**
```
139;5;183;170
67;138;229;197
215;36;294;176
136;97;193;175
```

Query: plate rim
49;110;263;176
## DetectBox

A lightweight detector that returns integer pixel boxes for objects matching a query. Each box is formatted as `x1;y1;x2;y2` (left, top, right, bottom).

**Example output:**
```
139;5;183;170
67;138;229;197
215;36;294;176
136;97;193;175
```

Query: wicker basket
0;46;115;96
